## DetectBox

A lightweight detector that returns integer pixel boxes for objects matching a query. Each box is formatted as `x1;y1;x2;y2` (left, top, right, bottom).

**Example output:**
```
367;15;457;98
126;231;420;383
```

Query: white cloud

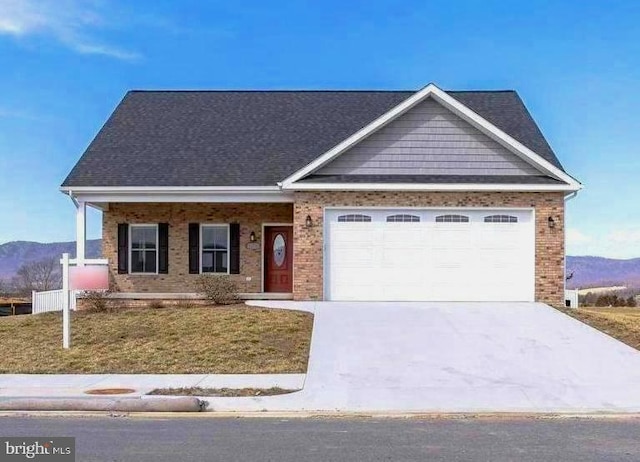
567;228;592;245
607;228;640;246
567;226;640;259
0;0;140;60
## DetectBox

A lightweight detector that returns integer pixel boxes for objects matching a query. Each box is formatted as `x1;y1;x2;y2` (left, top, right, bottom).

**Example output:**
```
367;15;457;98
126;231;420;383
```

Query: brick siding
103;203;293;293
103;192;565;307
293;191;565;307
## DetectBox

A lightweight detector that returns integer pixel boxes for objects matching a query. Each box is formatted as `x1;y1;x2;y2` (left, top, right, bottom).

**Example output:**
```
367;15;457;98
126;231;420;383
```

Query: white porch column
76;200;86;267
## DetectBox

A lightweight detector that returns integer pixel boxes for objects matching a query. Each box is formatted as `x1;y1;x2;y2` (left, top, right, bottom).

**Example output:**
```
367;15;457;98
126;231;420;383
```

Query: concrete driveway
233;301;640;413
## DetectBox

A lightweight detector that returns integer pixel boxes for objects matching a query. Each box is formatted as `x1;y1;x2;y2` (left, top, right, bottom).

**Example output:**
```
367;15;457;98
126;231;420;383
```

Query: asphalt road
1;416;640;461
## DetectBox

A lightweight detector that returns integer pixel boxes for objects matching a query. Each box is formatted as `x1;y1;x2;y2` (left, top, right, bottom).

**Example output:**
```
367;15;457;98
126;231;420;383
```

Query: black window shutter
188;223;200;274
117;223;129;274
158;223;169;274
229;223;240;274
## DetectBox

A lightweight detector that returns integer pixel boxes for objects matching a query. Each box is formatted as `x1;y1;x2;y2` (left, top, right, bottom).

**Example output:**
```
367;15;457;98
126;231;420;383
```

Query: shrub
148;300;164;309
82;290;111;313
594;293;639;308
195;275;239;305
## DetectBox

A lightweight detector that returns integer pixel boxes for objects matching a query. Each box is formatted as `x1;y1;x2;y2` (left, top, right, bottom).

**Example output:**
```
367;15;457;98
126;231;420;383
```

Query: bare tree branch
12;258;62;294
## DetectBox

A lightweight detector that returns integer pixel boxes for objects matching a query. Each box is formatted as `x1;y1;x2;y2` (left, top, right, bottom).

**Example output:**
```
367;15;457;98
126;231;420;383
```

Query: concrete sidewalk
0;374;306;398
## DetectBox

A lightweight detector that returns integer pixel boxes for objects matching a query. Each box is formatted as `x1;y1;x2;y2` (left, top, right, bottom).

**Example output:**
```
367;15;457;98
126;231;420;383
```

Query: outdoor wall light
249;231;256;242
305;215;313;228
548;216;556;229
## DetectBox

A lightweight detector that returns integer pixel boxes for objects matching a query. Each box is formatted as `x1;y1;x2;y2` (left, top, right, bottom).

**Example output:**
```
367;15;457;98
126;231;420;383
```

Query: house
61;84;581;307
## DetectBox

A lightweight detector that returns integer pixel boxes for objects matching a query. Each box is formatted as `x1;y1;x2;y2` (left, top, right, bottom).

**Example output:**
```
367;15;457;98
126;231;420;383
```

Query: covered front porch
67;187;300;303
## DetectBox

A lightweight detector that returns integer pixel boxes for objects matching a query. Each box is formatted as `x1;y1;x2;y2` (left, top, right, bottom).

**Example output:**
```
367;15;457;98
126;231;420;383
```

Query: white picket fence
32;289;78;314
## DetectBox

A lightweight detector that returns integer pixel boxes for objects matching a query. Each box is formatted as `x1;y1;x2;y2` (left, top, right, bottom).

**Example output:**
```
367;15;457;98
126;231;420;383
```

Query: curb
0;397;207;412
2;410;640;420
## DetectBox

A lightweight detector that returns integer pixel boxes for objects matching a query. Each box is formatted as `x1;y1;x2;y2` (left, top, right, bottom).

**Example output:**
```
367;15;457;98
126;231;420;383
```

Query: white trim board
280;83;581;190
62;187;294;204
323;205;537;211
62;186;282;192
288;183;579;192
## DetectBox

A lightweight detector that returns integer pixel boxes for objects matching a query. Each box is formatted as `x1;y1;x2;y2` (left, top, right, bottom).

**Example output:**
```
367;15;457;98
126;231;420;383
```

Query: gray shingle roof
62;90;564;187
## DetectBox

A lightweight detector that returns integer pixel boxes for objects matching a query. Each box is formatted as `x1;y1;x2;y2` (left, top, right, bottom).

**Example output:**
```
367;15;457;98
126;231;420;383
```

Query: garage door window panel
484;215;518;223
386;214;420;223
435;214;470;223
337;214;372;223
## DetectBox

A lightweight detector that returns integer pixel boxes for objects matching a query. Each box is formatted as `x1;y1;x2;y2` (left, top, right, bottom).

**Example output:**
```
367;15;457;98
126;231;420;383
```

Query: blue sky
0;0;638;257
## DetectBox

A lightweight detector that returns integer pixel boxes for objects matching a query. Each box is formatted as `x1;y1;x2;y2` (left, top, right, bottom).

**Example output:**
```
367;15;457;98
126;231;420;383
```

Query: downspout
563;191;579;306
564;191;578;203
67;189;79;207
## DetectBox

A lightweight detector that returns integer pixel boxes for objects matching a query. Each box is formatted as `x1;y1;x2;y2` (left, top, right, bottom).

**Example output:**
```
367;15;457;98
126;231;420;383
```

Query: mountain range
0;239;639;291
565;256;640;290
0;239;102;280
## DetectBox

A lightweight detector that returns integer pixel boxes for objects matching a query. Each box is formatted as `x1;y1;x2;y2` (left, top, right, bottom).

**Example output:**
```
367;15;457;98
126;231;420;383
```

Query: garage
325;208;535;301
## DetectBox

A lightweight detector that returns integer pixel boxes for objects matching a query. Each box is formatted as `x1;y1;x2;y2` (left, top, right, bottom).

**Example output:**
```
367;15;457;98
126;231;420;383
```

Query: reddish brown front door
264;226;293;293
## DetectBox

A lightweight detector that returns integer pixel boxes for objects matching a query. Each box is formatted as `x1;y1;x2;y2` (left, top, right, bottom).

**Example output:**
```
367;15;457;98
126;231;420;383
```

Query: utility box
565;289;579;308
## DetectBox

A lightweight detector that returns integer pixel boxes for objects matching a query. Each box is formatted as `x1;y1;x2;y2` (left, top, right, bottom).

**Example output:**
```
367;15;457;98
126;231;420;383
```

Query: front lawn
0;305;313;374
563;307;640;351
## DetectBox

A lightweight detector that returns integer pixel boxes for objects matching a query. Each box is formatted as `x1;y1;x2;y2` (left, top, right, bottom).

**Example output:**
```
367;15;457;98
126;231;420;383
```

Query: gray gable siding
315;98;540;177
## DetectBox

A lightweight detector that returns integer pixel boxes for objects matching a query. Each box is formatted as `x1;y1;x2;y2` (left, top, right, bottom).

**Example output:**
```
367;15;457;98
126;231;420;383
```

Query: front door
264;226;293;293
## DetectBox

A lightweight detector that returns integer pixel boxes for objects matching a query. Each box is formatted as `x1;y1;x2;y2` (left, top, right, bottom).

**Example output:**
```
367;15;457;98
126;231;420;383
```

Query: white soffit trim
280;83;581;189
286;183;579;192
61;186;294;203
61;186;282;192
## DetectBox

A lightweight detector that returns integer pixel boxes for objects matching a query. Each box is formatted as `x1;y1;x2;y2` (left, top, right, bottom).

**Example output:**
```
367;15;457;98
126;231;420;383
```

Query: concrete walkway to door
208;301;640;413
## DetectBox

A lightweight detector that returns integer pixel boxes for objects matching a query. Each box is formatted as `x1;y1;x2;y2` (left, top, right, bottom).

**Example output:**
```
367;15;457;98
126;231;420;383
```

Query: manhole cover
84;388;136;395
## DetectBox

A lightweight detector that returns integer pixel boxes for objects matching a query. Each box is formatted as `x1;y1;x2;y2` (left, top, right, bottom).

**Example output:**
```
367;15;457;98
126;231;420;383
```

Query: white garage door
325;208;535;302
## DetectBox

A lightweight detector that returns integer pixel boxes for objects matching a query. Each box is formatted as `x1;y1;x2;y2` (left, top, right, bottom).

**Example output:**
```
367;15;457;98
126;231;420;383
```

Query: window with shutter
201;225;229;274
129;225;158;273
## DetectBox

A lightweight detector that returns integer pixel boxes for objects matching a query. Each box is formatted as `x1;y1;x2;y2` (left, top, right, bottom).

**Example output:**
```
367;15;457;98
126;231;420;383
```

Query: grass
0;305;313;374
148;387;298;397
563;307;640;351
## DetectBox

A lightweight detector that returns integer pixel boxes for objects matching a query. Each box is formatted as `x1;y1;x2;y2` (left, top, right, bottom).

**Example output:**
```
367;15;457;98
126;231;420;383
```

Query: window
201;225;229;273
337;214;372;222
273;234;286;267
484;215;518;223
130;225;158;273
386;214;420;223
435;214;469;223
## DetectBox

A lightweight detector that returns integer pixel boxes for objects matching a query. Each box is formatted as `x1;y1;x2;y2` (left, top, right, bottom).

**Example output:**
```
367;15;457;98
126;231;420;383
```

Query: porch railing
32;289;78;314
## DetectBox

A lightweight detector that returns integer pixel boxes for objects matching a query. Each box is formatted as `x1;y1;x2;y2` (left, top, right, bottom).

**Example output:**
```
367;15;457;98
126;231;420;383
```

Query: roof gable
61;87;571;188
314;97;541;177
282;84;579;188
